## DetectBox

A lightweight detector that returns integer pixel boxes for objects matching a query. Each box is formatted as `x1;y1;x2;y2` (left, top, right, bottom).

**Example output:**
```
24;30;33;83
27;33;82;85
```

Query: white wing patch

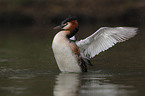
70;36;76;41
76;27;138;58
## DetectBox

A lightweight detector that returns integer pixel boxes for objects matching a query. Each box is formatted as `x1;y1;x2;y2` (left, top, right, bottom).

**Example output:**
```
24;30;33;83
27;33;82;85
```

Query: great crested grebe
52;16;137;72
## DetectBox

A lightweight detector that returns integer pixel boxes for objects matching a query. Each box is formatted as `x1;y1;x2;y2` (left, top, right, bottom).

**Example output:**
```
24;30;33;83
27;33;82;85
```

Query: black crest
61;16;78;24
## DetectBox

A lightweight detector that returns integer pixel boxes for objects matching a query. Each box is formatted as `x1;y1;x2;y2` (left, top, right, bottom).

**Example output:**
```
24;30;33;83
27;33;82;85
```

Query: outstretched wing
76;27;138;58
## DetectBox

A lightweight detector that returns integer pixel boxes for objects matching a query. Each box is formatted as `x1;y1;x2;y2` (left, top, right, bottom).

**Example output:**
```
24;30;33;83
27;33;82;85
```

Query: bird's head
54;16;79;38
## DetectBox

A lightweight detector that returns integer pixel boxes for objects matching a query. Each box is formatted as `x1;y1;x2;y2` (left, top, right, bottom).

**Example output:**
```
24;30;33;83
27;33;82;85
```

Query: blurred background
0;0;145;96
0;0;144;30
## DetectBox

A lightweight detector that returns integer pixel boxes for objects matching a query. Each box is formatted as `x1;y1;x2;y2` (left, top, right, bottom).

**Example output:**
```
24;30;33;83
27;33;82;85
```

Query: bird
52;16;138;73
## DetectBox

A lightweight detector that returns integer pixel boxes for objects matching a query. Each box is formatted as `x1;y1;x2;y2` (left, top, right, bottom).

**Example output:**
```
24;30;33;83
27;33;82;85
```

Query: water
0;25;145;96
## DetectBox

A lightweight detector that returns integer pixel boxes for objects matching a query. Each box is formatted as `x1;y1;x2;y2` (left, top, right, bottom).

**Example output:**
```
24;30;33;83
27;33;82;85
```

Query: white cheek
63;23;71;29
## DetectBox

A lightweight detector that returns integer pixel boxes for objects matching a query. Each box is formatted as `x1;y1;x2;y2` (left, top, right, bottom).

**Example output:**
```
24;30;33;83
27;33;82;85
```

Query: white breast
52;32;81;72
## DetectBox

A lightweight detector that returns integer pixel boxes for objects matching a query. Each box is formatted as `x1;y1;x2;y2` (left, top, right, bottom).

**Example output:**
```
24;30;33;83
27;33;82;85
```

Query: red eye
71;20;77;24
71;20;75;22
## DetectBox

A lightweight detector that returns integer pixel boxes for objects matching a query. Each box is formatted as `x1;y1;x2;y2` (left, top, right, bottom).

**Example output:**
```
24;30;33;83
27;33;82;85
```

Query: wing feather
76;27;138;58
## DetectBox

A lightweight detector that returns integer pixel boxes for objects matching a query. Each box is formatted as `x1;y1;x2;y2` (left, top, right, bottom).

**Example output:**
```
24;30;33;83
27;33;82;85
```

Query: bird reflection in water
54;73;135;96
54;73;80;96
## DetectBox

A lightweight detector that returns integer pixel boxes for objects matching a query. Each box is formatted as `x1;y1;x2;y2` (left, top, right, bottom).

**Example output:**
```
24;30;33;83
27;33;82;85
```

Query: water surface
0;25;145;96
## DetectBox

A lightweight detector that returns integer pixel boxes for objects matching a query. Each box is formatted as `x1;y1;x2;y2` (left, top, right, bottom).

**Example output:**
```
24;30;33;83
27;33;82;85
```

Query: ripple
0;67;52;79
0;87;26;95
0;59;8;62
9;75;35;80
